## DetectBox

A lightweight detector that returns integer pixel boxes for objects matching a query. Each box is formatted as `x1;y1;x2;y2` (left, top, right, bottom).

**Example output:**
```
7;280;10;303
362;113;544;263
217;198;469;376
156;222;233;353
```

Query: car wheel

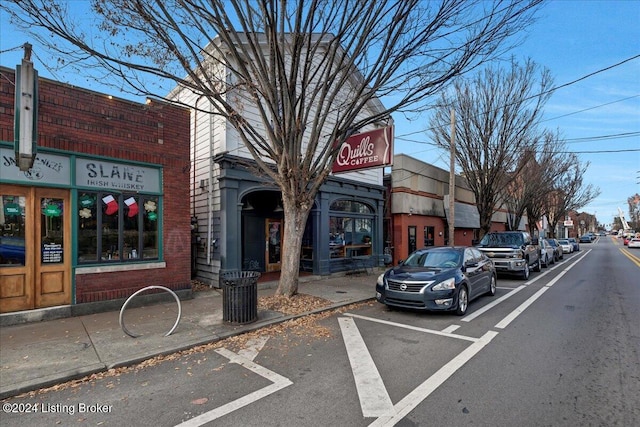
456;285;468;316
487;274;497;296
543;255;549;267
521;263;530;280
533;256;541;272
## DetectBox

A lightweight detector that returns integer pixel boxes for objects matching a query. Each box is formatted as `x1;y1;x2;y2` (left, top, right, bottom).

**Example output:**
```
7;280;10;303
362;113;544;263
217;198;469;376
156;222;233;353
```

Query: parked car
568;237;580;252
546;238;563;261
476;231;541;279
628;238;640;249
376;246;496;316
624;236;633;245
539;239;555;267
557;239;573;254
579;234;592;244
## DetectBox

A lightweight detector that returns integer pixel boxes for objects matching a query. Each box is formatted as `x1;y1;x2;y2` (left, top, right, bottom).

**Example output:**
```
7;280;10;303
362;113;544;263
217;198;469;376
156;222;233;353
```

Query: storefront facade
192;153;385;286
168;34;390;287
385;154;527;264
0;67;191;316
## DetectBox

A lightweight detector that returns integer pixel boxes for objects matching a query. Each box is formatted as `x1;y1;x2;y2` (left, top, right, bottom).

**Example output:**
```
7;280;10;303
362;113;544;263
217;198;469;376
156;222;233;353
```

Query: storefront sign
332;125;393;174
76;158;161;193
0;147;70;185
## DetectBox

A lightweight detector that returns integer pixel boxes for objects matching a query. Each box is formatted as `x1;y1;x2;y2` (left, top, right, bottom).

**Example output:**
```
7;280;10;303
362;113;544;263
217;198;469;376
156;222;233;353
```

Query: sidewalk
0;273;376;400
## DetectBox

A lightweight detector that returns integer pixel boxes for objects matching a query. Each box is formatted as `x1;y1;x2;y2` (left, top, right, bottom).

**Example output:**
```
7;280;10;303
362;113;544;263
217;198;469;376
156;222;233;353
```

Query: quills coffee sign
332;125;393;173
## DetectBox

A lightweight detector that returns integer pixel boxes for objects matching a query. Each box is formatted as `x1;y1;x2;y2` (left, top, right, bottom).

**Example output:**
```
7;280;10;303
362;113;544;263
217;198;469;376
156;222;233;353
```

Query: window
424;226;435;247
329;200;374;258
408;226;417;254
0;195;26;266
77;192;159;264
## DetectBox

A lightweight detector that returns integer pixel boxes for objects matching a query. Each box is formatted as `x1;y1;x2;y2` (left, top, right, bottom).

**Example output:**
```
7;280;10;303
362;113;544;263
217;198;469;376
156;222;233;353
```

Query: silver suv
476;231;541;280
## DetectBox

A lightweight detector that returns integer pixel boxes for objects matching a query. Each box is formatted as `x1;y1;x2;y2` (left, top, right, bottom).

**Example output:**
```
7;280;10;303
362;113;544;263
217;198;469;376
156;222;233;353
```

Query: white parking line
369;331;499;427
175;348;292;427
494;249;591;329
441;324;460;333
461;285;527;322
339;317;395;417
345;313;478;342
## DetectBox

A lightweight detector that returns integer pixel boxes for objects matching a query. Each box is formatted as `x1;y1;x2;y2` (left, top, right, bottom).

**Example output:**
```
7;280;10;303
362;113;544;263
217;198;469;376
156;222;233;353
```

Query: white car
557;239;573;254
628;238;640;249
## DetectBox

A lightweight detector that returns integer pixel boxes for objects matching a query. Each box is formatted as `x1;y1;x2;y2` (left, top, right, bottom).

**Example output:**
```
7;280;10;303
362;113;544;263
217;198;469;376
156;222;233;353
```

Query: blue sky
1;1;639;227
393;0;640;227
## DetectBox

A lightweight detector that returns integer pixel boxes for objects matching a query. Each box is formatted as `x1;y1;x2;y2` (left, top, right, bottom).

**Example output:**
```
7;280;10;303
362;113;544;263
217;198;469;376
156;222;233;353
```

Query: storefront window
329;200;374;259
77;192;159;264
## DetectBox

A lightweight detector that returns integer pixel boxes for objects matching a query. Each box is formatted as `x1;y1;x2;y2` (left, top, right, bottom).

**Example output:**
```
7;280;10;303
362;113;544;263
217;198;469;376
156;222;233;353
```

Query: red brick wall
0;67;192;304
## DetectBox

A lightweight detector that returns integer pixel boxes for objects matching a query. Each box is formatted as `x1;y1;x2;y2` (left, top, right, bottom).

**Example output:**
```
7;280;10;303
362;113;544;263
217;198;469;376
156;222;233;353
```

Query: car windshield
403;250;461;268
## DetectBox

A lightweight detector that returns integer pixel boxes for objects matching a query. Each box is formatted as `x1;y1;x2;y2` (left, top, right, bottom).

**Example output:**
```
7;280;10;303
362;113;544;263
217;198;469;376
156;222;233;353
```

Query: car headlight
431;277;456;291
377;273;385;286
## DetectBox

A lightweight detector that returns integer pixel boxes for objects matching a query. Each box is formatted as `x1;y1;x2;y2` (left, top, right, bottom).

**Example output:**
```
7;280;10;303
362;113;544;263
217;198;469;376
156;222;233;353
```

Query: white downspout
207;101;214;265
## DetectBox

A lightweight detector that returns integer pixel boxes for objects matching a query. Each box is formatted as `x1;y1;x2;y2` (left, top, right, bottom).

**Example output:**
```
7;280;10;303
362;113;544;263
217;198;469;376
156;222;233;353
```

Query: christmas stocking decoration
125;197;139;217
102;195;118;216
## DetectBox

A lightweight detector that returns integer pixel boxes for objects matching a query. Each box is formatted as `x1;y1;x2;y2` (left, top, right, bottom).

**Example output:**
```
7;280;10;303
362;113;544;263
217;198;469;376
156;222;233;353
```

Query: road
2;236;639;426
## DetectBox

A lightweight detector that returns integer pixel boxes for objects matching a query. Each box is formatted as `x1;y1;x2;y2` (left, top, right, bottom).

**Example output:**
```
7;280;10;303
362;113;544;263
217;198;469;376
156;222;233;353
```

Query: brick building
0;66;191;316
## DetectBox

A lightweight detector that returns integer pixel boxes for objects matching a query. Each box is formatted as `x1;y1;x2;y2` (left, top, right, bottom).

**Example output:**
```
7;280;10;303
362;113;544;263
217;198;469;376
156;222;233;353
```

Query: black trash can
220;271;261;324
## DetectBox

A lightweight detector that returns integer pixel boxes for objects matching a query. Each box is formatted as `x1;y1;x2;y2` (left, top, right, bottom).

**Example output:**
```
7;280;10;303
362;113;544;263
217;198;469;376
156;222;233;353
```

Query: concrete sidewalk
0;273;376;400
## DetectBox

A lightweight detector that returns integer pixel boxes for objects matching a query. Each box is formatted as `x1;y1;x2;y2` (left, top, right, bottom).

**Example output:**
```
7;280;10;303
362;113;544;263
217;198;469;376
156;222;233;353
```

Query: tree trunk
275;195;311;297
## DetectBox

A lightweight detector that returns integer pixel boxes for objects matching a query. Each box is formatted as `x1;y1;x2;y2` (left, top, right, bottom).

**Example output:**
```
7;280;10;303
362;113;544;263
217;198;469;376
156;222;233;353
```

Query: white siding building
170;33;388;285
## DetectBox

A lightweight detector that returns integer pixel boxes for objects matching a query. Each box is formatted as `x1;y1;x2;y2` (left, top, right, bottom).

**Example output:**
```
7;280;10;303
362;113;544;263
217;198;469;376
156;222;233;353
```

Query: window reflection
329;200;374;259
0;195;26;266
77;192;159;264
40;198;64;264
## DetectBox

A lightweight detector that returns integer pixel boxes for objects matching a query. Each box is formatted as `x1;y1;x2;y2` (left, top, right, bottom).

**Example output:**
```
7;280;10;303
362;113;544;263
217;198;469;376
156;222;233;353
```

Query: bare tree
2;0;543;296
504;130;573;235
431;58;553;237
543;157;601;236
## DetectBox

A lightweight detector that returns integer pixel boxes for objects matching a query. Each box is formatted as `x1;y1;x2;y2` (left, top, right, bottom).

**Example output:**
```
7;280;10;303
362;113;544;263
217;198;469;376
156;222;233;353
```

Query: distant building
384;154;527;264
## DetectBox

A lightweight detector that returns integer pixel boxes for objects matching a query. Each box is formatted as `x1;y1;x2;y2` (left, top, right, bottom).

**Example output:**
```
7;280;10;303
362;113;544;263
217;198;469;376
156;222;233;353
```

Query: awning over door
443;195;480;229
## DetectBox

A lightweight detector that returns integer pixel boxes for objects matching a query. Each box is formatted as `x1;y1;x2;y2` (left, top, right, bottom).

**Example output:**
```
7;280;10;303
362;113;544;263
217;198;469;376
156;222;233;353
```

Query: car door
472;248;492;293
463;248;483;298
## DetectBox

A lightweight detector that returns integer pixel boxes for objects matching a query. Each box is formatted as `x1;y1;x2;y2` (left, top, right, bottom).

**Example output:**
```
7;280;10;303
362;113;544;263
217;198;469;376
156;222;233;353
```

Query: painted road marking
369;331;499;427
461;284;526;322
494;249;590;329
620;248;640;267
339;317;394;417
176;347;292;427
237;336;269;361
345;313;477;342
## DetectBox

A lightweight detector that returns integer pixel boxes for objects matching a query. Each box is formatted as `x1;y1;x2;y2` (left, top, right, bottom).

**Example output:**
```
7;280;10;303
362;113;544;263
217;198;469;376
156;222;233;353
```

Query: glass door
265;218;282;272
35;187;71;308
0;185;70;313
0;185;31;313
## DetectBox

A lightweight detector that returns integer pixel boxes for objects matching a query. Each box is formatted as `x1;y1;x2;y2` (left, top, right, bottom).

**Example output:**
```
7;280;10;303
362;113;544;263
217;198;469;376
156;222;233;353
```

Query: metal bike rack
119;285;182;338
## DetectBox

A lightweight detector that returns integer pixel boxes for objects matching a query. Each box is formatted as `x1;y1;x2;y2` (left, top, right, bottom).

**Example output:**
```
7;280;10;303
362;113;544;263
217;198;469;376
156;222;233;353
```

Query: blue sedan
376;246;496;315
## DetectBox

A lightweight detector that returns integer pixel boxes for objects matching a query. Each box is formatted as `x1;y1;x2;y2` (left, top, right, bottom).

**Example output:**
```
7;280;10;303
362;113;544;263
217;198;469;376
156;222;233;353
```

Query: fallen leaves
258;293;331;316
10;291;370;400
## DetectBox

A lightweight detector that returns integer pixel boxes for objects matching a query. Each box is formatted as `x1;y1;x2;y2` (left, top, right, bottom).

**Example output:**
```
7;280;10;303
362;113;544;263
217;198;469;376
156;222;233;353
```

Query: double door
0;185;71;313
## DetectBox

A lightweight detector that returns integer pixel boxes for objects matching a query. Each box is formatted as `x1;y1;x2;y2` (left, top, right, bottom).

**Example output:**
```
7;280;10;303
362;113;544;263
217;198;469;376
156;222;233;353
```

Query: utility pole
448;108;455;247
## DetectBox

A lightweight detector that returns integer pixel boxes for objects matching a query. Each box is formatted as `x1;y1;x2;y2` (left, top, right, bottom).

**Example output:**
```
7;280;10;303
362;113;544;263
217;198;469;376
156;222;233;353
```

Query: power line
396;54;640;139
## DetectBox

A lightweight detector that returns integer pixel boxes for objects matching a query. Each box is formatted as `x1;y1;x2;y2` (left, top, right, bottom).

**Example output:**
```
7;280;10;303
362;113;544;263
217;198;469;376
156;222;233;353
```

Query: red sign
332;125;393;173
